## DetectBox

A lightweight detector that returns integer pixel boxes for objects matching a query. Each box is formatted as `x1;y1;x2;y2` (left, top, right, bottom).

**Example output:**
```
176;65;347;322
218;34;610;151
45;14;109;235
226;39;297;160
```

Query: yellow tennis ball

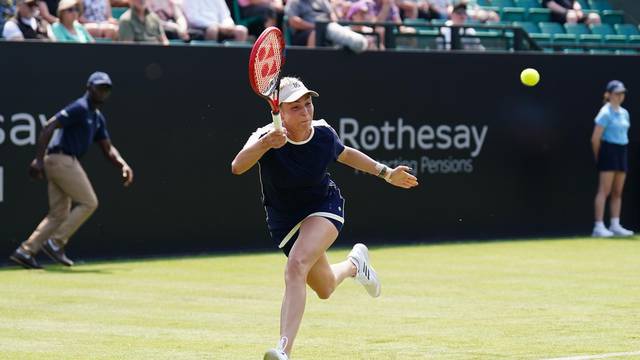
520;68;540;87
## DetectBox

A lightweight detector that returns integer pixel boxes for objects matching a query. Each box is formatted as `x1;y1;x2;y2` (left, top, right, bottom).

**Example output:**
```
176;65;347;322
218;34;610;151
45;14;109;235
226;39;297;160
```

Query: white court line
541;351;640;360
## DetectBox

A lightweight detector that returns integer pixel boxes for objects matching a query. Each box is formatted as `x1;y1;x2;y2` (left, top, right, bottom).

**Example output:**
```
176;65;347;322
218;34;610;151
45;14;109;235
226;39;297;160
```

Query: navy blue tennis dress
251;119;346;256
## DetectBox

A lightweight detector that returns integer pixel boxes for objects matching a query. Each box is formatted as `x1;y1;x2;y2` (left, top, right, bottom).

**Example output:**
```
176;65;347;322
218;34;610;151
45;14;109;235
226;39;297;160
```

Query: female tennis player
231;77;418;360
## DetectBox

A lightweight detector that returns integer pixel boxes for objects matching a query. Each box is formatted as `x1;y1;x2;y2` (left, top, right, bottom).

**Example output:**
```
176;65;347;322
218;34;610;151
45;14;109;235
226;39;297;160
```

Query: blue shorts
597;141;628;172
266;185;345;256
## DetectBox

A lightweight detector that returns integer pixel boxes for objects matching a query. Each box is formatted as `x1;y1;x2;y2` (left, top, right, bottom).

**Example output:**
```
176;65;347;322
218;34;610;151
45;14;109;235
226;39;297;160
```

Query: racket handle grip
272;112;282;131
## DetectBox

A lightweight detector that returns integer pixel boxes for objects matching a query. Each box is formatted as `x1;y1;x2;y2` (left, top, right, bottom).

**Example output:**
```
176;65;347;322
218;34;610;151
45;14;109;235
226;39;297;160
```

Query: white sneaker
592;226;614;237
609;225;634;237
348;243;381;297
264;337;289;360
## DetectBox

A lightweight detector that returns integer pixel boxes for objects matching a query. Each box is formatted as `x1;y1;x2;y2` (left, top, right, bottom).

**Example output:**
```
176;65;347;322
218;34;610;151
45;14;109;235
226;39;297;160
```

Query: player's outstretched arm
231;127;287;175
337;146;419;189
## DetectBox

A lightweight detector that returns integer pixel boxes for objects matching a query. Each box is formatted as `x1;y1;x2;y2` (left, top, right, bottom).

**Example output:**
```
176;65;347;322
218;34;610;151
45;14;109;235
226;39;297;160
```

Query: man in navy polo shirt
9;71;134;269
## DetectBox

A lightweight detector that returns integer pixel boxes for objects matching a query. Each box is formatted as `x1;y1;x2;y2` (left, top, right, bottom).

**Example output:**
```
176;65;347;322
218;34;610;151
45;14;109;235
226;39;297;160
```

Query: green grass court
1;238;638;359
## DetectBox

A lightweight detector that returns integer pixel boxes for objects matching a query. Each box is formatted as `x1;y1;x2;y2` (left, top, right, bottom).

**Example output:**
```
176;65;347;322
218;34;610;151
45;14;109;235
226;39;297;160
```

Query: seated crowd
0;0;628;52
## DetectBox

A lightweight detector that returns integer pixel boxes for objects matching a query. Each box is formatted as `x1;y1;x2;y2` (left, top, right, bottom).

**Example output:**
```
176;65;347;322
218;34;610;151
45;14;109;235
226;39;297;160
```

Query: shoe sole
42;246;73;266
9;255;42;269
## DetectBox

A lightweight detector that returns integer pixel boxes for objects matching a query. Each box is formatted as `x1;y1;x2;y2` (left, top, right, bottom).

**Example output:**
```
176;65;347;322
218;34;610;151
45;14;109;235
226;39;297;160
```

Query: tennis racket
248;26;286;130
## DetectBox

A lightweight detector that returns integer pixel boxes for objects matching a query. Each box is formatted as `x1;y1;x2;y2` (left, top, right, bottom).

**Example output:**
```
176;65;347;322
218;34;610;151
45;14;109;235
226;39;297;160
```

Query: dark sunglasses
63;6;79;12
26;2;38;7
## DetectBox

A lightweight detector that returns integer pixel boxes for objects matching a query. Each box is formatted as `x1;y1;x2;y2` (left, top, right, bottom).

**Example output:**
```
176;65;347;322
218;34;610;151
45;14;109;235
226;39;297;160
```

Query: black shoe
9;249;43;269
42;239;74;266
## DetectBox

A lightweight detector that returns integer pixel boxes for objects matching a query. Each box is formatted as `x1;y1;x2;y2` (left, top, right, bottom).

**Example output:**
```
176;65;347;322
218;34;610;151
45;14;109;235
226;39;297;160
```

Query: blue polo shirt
48;95;110;158
595;103;630;145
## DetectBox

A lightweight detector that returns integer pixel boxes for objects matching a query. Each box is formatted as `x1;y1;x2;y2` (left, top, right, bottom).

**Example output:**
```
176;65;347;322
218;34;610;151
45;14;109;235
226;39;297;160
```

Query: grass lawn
1;237;638;359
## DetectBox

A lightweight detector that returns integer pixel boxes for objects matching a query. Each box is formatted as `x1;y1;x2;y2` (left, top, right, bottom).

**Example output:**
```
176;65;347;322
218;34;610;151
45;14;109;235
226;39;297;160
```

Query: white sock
594;221;605;229
611;218;620;227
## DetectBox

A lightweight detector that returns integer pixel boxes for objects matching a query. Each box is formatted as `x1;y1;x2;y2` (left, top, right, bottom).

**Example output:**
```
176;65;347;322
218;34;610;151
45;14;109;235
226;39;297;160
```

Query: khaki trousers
21;154;98;254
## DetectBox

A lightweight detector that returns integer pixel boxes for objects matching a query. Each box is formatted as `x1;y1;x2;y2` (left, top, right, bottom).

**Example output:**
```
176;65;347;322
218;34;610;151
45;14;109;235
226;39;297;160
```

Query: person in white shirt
2;0;54;40
181;0;247;41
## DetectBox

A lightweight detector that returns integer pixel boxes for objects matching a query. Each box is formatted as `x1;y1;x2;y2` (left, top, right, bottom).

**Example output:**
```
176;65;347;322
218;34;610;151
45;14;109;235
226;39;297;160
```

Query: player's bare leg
278;217;338;356
306;252;356;299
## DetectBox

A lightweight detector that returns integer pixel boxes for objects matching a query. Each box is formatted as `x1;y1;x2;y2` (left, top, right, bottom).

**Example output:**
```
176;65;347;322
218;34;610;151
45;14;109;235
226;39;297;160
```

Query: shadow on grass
43;266;114;274
0;263;120;274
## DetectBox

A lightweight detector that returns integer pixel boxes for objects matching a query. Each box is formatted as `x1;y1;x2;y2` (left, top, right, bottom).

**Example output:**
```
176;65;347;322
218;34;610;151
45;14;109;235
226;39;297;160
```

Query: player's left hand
387;165;419;189
122;165;134;187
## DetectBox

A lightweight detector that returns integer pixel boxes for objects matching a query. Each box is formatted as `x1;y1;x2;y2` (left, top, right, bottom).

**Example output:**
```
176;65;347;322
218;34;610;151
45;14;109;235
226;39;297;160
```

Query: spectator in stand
38;0;59;23
464;0;498;23
373;0;414;34
438;2;483;50
148;0;189;41
426;0;449;20
1;0;16;30
285;0;367;51
181;0;247;42
542;0;600;24
345;0;383;50
237;0;282;37
118;0;168;43
52;0;95;41
79;0;118;39
2;0;53;40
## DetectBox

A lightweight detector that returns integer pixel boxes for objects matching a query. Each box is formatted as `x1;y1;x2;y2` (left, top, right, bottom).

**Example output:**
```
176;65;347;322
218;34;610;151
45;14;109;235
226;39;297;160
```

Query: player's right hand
28;158;45;180
260;128;288;150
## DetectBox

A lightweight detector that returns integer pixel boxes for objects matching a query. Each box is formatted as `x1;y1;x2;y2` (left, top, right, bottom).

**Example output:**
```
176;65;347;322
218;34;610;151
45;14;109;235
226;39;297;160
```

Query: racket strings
253;32;283;95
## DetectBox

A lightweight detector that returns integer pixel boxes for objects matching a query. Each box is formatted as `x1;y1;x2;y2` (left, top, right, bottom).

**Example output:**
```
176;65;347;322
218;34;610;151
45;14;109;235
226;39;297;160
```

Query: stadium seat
502;7;526;21
615;49;637;55
404;18;429;25
629;35;640;44
94;38;112;43
563;48;585;53
614;23;639;36
564;23;590;35
527;8;551;22
190;40;219;46
603;34;627;45
169;39;189;46
111;7;127;19
587;0;612;11
513;21;539;34
539;22;564;35
232;0;262;28
589;48;614;54
540;22;577;42
589;23;614;35
601;10;624;25
476;0;492;6
514;0;539;9
578;34;602;44
490;0;515;7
